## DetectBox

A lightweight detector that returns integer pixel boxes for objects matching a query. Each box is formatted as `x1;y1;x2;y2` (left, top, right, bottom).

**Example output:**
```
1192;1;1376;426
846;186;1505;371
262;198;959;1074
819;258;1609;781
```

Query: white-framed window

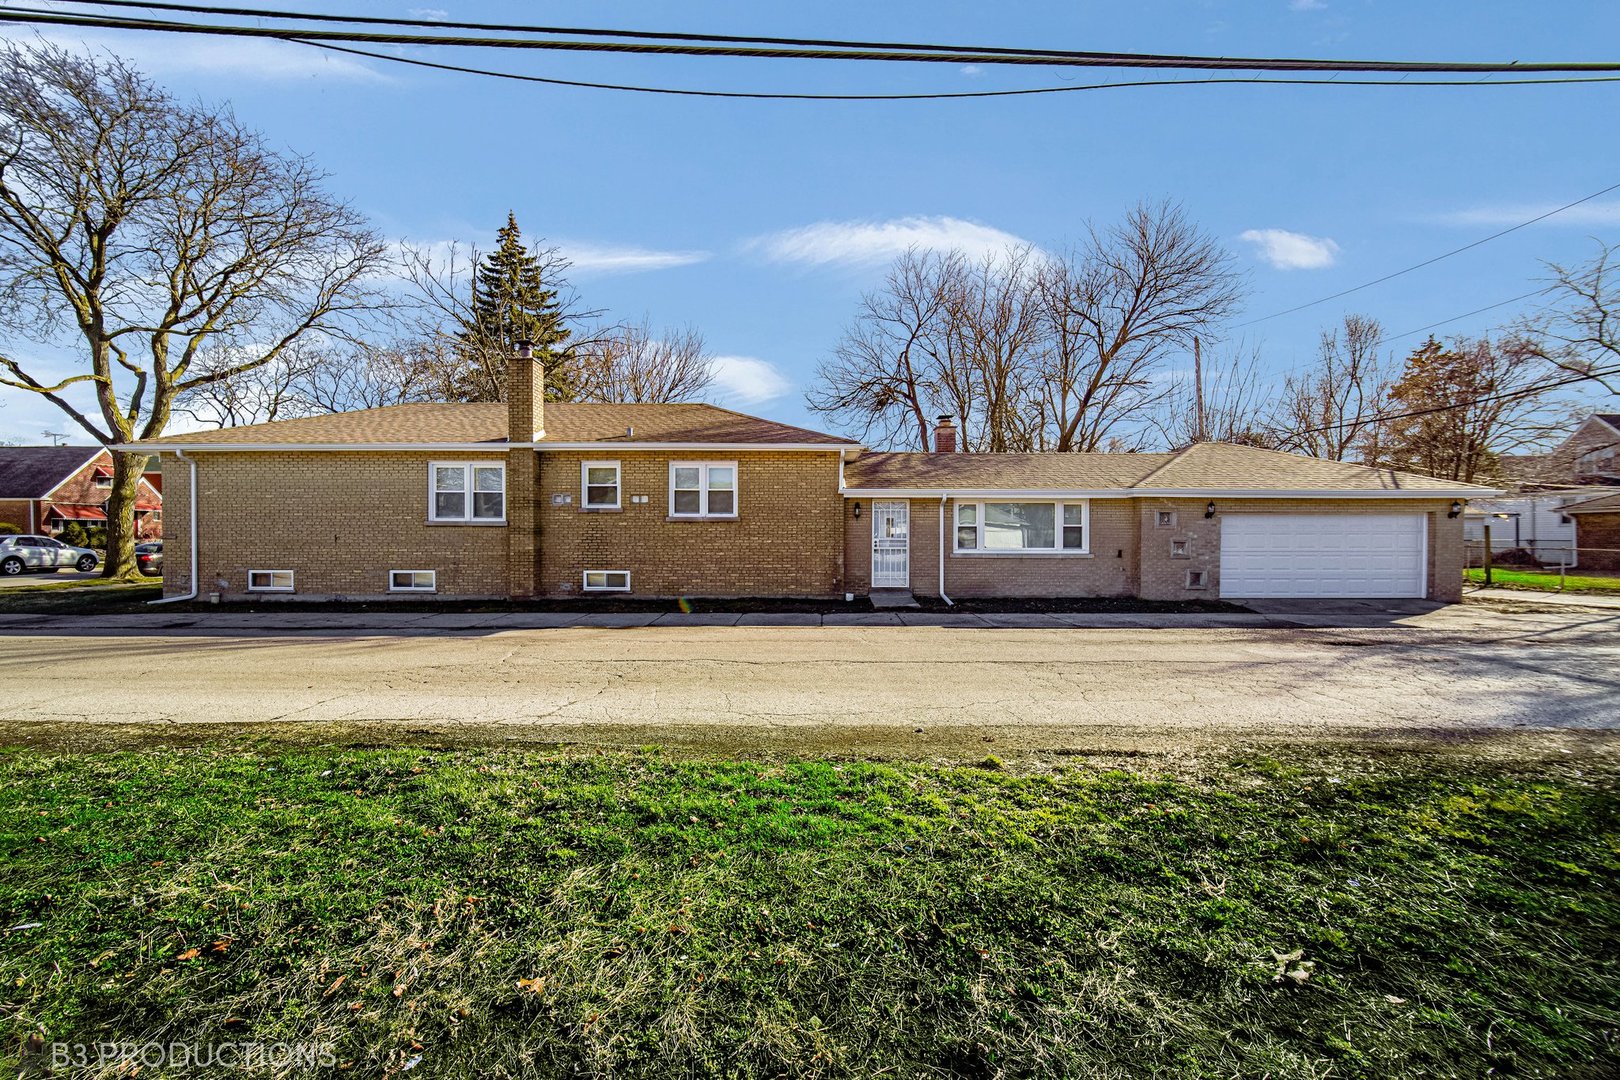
669;461;737;519
583;570;631;592
390;570;437;592
1170;539;1191;559
247;569;294;592
429;461;506;523
581;460;621;509
953;500;1089;554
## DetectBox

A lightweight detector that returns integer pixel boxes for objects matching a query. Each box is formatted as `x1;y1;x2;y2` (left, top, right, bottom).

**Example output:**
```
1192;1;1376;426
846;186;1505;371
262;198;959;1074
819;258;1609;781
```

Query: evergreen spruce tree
456;212;575;400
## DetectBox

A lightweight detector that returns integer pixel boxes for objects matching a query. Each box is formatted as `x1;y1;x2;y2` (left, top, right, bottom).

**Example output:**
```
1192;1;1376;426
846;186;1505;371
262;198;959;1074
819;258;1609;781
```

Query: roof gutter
147;450;197;606
842;487;1506;499
115;441;862;454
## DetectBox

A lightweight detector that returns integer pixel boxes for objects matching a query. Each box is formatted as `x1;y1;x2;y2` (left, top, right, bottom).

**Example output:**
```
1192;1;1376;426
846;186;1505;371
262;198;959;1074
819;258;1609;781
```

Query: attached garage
1219;513;1427;599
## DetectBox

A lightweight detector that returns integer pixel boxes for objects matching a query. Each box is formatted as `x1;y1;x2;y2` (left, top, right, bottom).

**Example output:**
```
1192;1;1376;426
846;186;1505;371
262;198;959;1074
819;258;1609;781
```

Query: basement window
247;569;294;593
1185;570;1207;590
389;570;437;592
583;570;631;592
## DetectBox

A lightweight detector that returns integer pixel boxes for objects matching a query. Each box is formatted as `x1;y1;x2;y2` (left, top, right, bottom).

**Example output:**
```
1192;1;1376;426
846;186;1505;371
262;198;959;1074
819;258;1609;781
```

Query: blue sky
2;0;1618;443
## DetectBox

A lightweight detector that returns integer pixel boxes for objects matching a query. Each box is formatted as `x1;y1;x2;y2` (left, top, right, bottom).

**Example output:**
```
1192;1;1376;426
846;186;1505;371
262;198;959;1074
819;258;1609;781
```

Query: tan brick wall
537;450;845;597
845;497;1139;598
1574;512;1620;571
163;450;512;599
845;495;1465;602
1136;497;1465;602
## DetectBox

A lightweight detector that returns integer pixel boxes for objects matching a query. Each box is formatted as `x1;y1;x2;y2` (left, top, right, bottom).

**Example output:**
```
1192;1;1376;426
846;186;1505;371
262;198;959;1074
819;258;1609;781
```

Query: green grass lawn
1;747;1615;1078
1465;567;1620;594
0;577;162;614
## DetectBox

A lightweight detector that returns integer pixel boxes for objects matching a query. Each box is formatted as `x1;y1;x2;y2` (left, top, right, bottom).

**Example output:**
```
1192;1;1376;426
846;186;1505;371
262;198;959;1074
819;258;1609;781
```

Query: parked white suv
0;534;100;575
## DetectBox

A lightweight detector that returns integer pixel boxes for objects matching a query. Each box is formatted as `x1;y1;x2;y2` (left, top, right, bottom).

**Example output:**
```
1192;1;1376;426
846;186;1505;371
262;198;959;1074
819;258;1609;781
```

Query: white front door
871;501;910;588
1219;513;1427;598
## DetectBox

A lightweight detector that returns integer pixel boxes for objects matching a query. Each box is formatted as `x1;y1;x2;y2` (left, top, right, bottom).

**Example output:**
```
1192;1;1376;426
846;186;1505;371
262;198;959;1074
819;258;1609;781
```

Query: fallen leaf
177;948;200;961
324;975;347;998
516;977;545;995
1385;994;1407;1005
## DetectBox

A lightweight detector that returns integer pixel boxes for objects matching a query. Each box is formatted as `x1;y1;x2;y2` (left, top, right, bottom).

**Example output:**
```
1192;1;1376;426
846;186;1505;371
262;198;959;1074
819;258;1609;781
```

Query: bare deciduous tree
0;44;386;575
573;320;715;403
1526;242;1620;396
1036;202;1244;452
1152;343;1275;448
1269;315;1392;462
806;203;1243;453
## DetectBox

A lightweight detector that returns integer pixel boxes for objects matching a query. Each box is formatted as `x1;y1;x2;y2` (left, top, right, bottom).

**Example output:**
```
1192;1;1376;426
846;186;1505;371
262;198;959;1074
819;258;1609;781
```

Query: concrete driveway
0;603;1615;756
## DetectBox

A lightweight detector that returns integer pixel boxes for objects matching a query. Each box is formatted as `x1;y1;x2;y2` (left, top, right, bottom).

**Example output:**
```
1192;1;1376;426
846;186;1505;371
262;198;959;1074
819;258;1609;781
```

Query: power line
295;40;1620;103
8;6;1620;74
1371;289;1548;349
1290;362;1620;437
1234;180;1620;328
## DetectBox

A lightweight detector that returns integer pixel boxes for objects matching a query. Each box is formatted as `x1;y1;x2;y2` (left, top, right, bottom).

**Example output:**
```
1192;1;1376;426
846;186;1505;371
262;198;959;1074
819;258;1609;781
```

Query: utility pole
1193;336;1207;443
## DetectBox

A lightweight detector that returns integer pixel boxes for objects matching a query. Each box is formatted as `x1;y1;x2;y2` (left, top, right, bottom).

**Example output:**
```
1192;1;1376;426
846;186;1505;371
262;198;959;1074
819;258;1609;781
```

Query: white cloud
960;64;984;77
749;215;1033;269
1434;201;1620;228
7;28;386;82
707;356;792;406
560;243;710;276
1290;0;1328;10
1239;228;1340;270
408;8;449;19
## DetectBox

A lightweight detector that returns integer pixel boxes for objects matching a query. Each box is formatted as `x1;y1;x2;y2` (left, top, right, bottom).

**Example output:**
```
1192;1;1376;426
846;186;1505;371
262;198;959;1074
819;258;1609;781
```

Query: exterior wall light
852;502;862;520
1448;500;1464;518
1204;501;1217;519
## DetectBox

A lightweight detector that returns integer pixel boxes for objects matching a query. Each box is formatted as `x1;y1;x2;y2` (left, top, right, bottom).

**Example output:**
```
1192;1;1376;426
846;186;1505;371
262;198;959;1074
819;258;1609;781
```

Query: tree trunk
101;450;145;579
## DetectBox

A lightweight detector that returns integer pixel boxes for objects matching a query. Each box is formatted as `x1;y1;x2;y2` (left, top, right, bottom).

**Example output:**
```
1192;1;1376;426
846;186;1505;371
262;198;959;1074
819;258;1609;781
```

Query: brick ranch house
0;445;162;537
123;350;1498;604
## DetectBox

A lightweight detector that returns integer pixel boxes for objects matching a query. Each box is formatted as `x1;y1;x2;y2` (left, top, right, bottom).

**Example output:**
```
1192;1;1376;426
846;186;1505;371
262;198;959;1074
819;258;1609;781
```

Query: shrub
1492;547;1542;567
58;522;89;548
0;523;18;535
85;525;108;550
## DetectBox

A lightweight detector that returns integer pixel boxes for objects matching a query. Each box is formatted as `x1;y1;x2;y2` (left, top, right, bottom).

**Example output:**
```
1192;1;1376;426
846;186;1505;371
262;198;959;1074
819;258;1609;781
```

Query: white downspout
938;492;953;606
148;450;198;604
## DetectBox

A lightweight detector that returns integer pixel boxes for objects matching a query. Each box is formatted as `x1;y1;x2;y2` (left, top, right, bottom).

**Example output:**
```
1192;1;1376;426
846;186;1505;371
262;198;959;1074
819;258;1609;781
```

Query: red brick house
123;350;1497;604
1563;492;1620;571
0;446;162;538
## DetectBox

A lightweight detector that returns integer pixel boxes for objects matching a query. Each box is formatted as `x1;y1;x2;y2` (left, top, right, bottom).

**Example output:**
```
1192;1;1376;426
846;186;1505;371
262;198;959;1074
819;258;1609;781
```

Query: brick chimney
932;414;958;454
507;340;544;442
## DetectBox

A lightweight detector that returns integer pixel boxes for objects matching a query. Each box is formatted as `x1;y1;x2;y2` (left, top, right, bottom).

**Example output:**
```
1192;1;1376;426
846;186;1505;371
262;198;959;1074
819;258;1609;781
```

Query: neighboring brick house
0;446;162;538
124;351;1497;604
1563;492;1620;571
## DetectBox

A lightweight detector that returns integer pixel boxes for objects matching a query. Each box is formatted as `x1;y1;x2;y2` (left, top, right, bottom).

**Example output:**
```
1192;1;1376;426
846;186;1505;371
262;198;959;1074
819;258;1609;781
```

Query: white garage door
1219;514;1426;598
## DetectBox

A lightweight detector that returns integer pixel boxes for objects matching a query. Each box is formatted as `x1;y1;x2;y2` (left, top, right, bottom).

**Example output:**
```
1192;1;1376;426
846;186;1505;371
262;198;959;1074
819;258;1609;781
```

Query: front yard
1;745;1614;1078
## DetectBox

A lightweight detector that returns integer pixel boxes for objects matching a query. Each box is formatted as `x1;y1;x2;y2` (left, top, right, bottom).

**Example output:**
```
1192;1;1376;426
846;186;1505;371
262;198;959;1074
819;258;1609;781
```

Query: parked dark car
135;541;163;577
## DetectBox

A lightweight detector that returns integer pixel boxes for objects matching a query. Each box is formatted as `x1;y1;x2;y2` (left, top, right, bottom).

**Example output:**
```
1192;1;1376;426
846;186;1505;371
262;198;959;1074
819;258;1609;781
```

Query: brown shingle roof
1563;491;1620;514
0;445;107;498
126;402;855;448
843;451;1175;491
844;442;1499;495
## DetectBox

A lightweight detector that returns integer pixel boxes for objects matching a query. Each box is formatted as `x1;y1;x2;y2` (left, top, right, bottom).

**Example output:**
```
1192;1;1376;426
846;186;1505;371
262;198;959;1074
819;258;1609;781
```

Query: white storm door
1219;513;1427;598
871;501;911;588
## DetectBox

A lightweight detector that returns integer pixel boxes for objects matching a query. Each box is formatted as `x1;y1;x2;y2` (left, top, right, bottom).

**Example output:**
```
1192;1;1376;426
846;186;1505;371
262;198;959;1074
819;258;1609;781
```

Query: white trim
952;498;1090;555
115;441;856;453
668;460;739;519
583;569;631;592
428;460;507;523
845;486;1504;499
247;569;294;593
870;500;910;589
581;460;622;510
389;569;437;593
